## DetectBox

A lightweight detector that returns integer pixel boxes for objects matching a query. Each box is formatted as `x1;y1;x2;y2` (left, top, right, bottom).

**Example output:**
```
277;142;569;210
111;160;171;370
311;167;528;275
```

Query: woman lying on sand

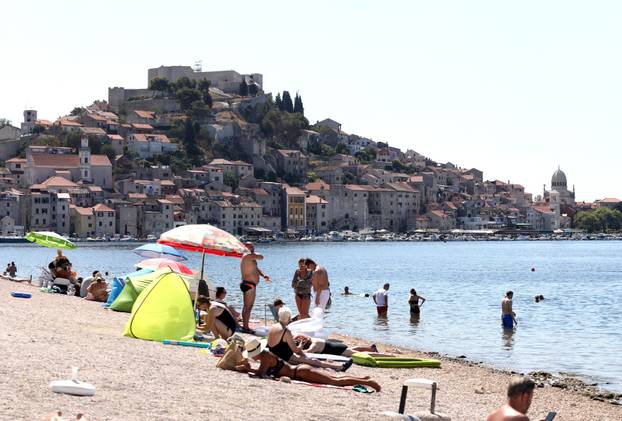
295;334;378;357
236;338;381;392
268;306;351;371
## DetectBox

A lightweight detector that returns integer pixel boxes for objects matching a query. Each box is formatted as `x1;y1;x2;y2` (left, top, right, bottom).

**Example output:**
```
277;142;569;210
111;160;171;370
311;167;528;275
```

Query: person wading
239;242;270;333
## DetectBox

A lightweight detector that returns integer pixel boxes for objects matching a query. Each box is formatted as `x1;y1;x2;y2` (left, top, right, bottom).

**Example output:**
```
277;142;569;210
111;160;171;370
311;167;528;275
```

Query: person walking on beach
291;258;312;319
408;288;426;317
502;291;517;329
240;242;270;333
305;258;330;311
486;377;536;421
373;283;390;316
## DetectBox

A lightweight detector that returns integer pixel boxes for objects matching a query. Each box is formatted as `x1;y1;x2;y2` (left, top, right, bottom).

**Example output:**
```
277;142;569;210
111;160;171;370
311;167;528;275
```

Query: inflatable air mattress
352;352;441;368
10;292;32;298
50;379;96;396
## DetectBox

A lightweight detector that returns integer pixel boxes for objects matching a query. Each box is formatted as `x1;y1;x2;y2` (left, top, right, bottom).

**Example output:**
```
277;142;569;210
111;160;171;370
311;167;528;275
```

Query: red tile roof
93;204;114;212
31;154;111;168
42;176;78;188
131;123;154;130
131;133;170;143
305;195;327;204
133;110;155;119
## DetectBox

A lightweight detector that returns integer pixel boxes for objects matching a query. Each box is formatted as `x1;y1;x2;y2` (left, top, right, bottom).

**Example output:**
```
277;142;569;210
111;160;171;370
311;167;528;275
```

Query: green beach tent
110;268;183;312
123;272;195;342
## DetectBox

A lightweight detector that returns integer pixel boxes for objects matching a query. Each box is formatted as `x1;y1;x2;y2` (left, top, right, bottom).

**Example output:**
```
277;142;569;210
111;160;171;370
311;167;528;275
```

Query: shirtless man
240;242;270;332
502;291;517;329
487;377;539;421
305;258;330;310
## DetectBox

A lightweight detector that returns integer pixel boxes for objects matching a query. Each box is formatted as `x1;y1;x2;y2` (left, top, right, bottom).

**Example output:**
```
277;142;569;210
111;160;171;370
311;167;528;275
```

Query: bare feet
366;380;381;392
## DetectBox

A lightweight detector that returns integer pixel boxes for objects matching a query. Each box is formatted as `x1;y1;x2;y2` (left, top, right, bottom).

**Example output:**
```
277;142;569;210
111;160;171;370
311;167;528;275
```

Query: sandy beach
0;279;620;421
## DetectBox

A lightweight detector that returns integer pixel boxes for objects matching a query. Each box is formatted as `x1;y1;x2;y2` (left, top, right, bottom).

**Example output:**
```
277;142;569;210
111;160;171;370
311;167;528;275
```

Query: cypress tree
275;93;283;110
294;93;304;115
282;91;294;113
239;79;249;96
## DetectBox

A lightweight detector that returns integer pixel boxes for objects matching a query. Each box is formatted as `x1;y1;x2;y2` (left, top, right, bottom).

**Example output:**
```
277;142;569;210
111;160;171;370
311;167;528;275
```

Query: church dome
551;167;567;189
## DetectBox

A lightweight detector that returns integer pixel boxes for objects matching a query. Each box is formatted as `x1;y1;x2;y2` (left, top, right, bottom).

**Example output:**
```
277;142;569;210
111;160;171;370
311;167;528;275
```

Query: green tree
182;119;201;164
392;159;408;172
239;79;249;96
307;171;318;182
0;118;11;127
294;93;304;115
223;173;239;190
149;77;171;94
174;76;195;90
65;132;82;150
188;100;210;121
198;78;211;93
282;91;294;113
320;144;336;156
70;107;87;117
335;142;349;154
355;146;376;163
275;93;283;110
101;144;116;160
176;88;202;111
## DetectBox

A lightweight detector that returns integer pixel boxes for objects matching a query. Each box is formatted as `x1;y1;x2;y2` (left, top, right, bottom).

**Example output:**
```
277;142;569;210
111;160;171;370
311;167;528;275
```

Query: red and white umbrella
134;258;194;275
158;224;249;302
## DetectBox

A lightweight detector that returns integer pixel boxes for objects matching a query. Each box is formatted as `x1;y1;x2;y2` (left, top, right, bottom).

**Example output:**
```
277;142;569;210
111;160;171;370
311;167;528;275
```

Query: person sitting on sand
486;377;537;421
206;287;239;339
85;274;108;302
268;307;351;371
196;295;210;329
236;338;381;392
295;334;378;357
341;286;352;296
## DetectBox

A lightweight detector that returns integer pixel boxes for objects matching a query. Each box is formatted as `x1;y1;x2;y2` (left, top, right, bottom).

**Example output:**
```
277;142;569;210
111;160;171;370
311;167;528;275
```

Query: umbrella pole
194;252;206;327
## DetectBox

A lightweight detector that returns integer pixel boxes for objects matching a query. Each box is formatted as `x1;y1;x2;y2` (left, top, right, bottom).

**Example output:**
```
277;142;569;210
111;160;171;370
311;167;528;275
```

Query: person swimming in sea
341;286;353;295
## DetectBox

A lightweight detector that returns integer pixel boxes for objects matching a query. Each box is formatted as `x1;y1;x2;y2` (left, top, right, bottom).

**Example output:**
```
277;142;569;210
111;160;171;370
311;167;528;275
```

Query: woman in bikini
291;258;312;319
237;338;381;392
408;288;426;317
268;307;350;371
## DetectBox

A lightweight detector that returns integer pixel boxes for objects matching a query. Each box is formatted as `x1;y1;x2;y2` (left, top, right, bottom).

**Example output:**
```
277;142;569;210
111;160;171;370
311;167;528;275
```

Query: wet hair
196;295;210;306
410;288;416;295
92;271;100;277
384;283;390;289
507;377;536;399
506;291;513;298
344;286;349;291
298;258;306;264
215;287;226;298
273;298;284;307
278;306;292;324
304;258;316;266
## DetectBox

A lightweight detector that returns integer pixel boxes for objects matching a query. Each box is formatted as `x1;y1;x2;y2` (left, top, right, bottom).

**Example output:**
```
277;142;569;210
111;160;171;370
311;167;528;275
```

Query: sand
0;279;620;421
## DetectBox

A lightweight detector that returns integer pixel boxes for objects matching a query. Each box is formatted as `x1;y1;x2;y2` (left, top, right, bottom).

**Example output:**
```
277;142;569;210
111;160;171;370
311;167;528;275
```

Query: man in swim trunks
296;334;378;357
207;287;239;339
373;283;390;316
305;258;330;310
240;242;270;332
487;377;536;421
501;291;516;329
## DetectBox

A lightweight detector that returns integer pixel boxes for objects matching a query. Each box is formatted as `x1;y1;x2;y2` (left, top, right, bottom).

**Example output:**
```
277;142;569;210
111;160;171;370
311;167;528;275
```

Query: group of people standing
291;258;330;319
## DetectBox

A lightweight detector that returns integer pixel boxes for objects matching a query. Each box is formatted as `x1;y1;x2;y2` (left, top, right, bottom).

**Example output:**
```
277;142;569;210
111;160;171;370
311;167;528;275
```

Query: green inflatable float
352;352;441;368
124;271;195;342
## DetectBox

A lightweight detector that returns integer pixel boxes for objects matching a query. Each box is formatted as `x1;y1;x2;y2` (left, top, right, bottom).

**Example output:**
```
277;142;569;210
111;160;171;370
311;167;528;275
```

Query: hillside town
0;65;619;240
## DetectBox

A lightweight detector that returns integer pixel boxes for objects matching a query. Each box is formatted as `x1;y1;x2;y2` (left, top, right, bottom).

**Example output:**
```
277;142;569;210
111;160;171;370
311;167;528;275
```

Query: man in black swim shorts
239;242;270;332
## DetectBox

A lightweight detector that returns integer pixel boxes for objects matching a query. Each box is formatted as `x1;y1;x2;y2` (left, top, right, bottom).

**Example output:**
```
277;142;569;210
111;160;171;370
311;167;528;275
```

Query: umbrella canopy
25;231;76;250
158;224;248;258
134;258;194;275
132;243;187;262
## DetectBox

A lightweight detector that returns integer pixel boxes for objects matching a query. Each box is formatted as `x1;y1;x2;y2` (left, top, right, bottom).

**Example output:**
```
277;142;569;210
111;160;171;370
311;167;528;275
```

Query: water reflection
502;327;515;351
374;315;390;331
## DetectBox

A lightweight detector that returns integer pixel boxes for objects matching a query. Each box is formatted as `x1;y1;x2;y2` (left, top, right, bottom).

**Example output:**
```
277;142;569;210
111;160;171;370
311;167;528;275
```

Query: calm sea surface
3;241;621;392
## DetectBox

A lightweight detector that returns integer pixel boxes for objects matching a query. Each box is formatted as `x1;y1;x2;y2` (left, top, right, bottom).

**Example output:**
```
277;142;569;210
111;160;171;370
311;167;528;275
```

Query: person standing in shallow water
239;242;270;333
501;291;516;329
291;258;312;319
408;288;426;317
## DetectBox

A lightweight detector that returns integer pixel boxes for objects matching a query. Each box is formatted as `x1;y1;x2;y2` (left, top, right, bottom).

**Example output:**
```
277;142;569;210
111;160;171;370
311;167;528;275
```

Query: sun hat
243;338;267;359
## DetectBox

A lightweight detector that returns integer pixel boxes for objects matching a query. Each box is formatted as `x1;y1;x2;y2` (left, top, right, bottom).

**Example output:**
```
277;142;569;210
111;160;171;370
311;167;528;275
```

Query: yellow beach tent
123;271;195;342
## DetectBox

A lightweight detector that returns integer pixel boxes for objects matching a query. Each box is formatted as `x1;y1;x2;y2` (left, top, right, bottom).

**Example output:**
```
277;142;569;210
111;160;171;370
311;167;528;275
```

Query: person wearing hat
268;306;350;371
237;338;381;392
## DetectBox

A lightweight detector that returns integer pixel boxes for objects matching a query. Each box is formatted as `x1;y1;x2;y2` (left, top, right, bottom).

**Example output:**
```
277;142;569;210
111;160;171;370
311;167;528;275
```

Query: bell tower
79;136;92;182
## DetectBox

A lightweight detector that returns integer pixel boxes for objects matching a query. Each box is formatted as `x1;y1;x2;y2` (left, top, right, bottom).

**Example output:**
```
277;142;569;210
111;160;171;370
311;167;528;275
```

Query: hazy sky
2;1;621;201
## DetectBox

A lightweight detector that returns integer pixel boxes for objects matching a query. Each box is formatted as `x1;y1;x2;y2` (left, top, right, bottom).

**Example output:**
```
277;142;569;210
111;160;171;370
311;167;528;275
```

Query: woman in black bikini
291;258;312;319
268;307;350;371
408;288;426;317
237;338;381;392
295;335;378;357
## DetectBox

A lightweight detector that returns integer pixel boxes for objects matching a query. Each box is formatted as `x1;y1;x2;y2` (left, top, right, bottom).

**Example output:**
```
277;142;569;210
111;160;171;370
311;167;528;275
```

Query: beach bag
216;340;245;371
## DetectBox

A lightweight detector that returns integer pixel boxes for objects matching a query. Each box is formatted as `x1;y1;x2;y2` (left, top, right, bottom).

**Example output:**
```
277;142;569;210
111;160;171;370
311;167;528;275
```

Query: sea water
4;241;621;392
